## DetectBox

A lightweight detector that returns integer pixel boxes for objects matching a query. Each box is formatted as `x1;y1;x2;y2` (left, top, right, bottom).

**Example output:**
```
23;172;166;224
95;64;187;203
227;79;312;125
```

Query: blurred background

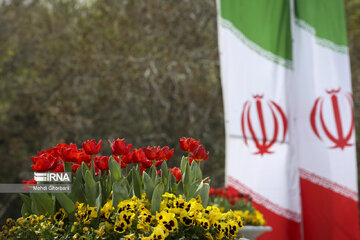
0;0;359;223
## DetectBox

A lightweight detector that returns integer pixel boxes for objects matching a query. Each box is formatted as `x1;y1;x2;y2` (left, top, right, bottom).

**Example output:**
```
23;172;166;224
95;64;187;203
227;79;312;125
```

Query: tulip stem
64;162;72;174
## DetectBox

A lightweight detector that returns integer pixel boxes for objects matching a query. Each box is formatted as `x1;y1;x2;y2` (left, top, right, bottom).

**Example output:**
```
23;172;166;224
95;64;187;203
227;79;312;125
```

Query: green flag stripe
220;0;292;62
294;0;348;49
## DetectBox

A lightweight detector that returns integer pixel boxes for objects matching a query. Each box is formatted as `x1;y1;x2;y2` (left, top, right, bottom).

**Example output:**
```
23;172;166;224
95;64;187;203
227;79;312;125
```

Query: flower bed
0;138;249;239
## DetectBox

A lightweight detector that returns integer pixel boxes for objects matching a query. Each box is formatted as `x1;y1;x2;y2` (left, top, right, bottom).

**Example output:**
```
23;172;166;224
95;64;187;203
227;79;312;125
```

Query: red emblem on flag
241;95;287;155
310;88;354;150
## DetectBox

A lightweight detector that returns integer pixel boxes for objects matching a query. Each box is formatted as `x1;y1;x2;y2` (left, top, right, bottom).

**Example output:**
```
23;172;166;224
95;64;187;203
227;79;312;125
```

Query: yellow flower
54;208;66;222
100;200;113;220
227;220;239;237
179;210;193;226
137;209;153;231
114;220;127;233
197;218;210;230
83;227;89;233
86;206;98;219
6;218;13;227
120;211;135;227
162;192;176;199
149;227;167;240
117;200;136;214
173;195;187;210
158;212;178;232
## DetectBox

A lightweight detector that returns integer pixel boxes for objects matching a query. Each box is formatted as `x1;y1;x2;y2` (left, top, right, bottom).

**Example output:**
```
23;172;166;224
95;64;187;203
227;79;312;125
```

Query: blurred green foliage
0;0;359;220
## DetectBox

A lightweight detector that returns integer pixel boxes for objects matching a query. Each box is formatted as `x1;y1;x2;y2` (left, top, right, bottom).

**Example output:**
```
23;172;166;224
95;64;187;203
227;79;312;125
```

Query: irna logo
34;172;71;182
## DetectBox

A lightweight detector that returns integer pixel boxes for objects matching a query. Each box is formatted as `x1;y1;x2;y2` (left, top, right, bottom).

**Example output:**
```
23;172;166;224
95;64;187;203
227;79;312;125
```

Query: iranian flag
218;0;360;239
293;0;360;239
217;0;302;239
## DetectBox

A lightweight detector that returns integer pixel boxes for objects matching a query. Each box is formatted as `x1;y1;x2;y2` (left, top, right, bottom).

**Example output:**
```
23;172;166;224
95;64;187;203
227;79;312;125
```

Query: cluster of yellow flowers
0;193;244;240
234;210;266;226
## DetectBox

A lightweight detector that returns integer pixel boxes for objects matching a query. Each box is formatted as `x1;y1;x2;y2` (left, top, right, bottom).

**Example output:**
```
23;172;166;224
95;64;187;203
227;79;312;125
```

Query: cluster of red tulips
25;137;209;184
209;186;251;205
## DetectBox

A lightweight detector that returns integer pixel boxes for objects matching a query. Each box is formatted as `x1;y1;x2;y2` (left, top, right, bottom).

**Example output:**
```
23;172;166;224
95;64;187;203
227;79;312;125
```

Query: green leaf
104;173;112;201
188;180;201;199
70;167;86;203
19;194;32;216
84;170;96;206
182;163;191;199
112;179;129;208
180;156;187;173
150;164;157;181
55;193;76;214
95;182;102;211
81;162;90;179
177;181;184;196
151;182;164;214
132;167;142;198
126;168;133;185
142;172;155;200
198;182;210;208
190;161;202;182
30;193;55;215
161;161;170;191
109;156;122;182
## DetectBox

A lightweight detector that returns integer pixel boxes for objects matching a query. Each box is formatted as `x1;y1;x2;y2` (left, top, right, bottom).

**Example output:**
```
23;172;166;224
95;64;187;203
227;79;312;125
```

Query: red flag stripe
227;176;301;222
299;168;358;201
300;176;360;240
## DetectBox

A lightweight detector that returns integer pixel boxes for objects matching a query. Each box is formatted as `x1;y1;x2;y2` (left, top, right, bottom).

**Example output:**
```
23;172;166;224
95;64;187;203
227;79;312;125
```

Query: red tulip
144;146;174;161
155;159;164;167
179;137;200;152
209;187;216;196
82;139;102;155
22;178;37;191
94;156;109;171
23;178;37;185
142;159;153;169
143;146;159;160
88;161;100;176
76;149;92;163
53;161;65;172
189;145;209;163
132;148;148;164
72;163;81;173
111;138;132;156
62;147;79;162
161;146;174;161
121;152;133;166
171;167;182;182
31;154;58;172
